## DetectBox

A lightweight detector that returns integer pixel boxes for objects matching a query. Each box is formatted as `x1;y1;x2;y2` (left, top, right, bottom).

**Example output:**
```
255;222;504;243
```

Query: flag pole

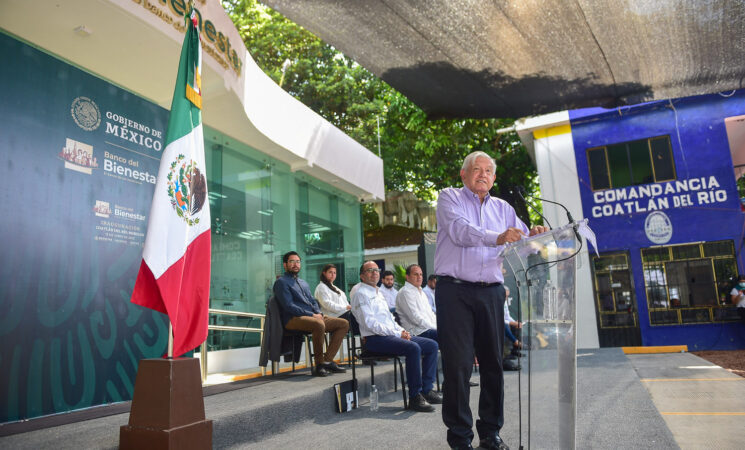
168;321;174;358
121;5;212;447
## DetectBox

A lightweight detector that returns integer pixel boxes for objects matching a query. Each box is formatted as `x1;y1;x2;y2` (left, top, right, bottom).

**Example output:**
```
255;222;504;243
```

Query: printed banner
0;33;170;422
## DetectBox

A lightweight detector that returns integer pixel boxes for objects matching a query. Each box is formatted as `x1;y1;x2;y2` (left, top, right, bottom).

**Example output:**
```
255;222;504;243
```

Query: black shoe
408;393;435;412
478;433;509;450
323;361;347;373
469;380;479;387
451;444;474;450
422;390;443;404
313;365;330;377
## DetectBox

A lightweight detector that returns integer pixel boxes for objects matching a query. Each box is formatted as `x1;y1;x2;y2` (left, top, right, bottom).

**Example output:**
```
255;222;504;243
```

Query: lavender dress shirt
434;186;529;284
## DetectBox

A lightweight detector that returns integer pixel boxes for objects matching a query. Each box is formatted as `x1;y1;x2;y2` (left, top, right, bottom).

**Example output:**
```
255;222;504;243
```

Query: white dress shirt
380;285;399;309
423;285;436;313
314;282;349;318
351;283;404;338
396;281;437;336
504;298;515;325
349;282;362;301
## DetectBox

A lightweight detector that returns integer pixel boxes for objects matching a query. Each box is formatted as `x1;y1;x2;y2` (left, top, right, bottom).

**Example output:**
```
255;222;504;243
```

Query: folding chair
349;315;408;409
282;329;314;373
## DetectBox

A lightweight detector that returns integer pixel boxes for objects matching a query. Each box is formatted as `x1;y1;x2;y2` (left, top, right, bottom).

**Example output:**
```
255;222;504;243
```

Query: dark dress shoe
408;393;435;412
478;433;509;450
323;361;347;373
313;365;330;377
451;444;473;450
423;390;443;404
469;380;479;386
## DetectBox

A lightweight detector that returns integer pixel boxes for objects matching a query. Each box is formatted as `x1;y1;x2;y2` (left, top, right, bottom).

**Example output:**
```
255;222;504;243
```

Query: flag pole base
120;358;212;450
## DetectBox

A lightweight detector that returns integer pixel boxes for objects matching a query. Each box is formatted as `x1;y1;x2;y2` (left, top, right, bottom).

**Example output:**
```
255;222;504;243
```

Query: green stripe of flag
164;10;202;147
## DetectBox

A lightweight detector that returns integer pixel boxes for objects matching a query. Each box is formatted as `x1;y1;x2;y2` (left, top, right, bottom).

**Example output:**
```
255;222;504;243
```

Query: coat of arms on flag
167;154;207;226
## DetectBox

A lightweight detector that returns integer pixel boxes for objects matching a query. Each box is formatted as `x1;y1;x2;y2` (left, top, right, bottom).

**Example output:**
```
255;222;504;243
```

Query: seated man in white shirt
504;286;524;357
351;260;442;412
396;264;438;342
422;274;437;313
349;281;362;301
380;270;399;313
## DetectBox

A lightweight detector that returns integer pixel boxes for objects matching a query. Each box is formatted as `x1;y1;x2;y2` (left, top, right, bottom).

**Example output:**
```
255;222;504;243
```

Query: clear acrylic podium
500;220;586;450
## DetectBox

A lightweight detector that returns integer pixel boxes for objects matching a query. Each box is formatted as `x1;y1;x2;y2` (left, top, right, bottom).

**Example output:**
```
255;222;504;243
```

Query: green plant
392;264;407;288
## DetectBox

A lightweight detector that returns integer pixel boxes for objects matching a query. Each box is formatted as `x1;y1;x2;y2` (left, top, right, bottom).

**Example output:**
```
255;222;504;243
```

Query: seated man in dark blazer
274;251;349;377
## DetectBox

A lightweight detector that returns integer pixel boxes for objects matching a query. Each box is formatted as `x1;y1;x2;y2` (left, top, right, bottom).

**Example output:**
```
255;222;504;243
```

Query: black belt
437;276;502;288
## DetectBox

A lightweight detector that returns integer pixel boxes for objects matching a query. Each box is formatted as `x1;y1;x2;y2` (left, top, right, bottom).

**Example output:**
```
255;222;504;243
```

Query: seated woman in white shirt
314;264;352;321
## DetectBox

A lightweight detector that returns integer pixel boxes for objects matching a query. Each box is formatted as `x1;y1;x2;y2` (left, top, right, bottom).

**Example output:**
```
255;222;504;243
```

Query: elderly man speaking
434;151;547;450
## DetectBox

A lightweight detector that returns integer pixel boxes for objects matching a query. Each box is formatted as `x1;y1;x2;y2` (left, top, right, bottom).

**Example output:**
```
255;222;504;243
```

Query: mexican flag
131;9;210;358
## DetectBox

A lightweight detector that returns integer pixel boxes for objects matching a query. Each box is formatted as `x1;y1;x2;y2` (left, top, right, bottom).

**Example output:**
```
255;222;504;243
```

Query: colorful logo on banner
166;154;207;226
644;211;673;244
93;200;111;218
70;96;101;131
57;138;99;175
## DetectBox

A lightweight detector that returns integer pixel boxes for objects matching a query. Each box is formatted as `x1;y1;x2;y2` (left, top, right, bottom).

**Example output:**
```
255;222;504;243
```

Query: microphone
512;186;552;230
520;187;582;241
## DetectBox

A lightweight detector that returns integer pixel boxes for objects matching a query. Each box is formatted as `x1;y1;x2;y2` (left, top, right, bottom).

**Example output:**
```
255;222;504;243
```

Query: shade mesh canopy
265;0;745;119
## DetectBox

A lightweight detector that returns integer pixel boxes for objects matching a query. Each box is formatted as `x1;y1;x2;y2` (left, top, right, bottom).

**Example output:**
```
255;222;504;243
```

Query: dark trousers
505;325;518;344
364;334;438;398
418;328;439;342
436;280;505;447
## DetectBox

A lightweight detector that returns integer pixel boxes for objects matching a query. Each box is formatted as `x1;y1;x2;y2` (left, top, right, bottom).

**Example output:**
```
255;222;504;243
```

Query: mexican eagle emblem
166;154;207;226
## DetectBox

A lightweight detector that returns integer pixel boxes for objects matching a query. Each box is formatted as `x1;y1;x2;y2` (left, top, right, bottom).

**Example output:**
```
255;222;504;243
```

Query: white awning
0;0;384;201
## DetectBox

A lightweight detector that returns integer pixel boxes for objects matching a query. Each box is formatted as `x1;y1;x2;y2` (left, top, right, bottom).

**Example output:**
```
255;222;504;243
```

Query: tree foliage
223;0;541;226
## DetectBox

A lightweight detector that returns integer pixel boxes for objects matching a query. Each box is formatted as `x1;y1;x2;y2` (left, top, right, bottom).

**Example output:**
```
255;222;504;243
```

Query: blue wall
569;91;745;349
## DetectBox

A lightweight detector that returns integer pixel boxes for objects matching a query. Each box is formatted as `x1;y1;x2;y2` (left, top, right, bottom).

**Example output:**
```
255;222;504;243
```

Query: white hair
461;151;496;173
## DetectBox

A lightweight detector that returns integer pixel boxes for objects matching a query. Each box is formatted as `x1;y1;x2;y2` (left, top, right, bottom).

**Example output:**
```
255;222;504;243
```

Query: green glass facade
203;128;364;352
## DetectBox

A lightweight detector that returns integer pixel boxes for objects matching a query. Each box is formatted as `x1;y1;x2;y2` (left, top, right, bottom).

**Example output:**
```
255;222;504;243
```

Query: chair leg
370;361;375;386
393;358;398;392
398;357;408;409
305;335;313;369
351;339;357;408
345;333;352;366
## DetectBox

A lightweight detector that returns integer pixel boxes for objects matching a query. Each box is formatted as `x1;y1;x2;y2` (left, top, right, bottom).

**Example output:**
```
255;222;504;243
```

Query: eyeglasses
287;260;301;264
363;268;381;273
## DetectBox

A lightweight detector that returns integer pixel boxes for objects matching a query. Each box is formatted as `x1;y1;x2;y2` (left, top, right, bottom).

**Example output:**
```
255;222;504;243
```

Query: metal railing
200;308;266;381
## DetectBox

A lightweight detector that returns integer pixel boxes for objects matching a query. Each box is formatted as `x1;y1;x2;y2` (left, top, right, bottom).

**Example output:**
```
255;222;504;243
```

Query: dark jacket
258;295;304;366
273;272;321;326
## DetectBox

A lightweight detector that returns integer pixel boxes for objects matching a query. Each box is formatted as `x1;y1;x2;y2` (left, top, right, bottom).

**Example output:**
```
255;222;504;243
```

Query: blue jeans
504;325;517;344
418;328;439;342
364;334;438;398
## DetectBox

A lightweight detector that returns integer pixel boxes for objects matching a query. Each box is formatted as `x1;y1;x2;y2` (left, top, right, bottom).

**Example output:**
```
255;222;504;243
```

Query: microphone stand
524;190;582;241
512;186;552;230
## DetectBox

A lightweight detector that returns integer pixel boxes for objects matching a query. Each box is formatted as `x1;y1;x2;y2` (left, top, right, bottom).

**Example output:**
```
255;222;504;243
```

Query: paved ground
1;348;743;449
628;352;745;450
